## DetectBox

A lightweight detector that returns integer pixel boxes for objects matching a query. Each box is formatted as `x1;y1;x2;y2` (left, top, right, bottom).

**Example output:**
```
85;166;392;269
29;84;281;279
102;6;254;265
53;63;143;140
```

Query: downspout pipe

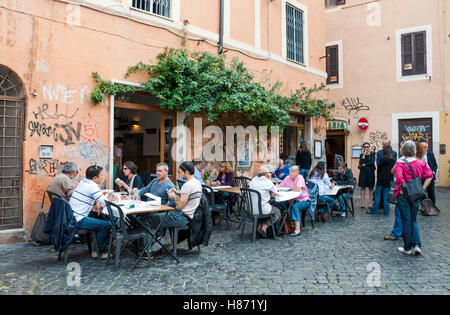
219;0;224;54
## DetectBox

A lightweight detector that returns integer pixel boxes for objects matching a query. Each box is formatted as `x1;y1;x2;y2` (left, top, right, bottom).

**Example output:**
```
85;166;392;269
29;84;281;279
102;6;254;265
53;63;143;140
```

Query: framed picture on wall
314;140;322;159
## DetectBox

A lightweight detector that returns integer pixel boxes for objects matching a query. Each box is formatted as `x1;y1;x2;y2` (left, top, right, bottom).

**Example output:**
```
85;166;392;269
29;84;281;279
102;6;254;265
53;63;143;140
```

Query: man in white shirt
69;165;116;259
148;162;203;251
249;167;281;239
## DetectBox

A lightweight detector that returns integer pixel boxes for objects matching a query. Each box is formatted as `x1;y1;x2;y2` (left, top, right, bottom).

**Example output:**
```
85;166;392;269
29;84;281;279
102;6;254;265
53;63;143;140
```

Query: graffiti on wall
368;130;388;150
341;97;370;115
27;84;109;177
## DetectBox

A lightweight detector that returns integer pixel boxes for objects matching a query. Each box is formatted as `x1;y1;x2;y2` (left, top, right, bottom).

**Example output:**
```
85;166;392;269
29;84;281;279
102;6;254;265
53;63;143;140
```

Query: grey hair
156;162;169;171
62;162;78;174
400;140;416;157
289;165;300;173
278;159;284;164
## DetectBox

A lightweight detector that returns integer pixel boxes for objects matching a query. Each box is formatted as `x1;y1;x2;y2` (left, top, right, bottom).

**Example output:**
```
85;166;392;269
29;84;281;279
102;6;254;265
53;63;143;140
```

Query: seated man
249;167;281;239
46;162;79;202
69;165;117;259
272;159;290;181
147;162;202;251
331;161;354;217
138;162;176;205
276;165;311;236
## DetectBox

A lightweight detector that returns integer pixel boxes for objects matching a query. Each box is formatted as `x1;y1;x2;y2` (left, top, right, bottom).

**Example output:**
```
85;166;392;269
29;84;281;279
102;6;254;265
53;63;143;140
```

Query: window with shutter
326;45;339;84
286;4;304;64
401;31;426;76
325;0;346;8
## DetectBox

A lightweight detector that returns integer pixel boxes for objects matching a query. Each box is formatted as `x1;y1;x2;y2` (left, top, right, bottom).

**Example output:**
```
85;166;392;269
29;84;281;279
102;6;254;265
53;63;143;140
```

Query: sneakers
414;246;422;255
151;236;166;252
398;247;414;255
384;234;399;240
341;212;346;217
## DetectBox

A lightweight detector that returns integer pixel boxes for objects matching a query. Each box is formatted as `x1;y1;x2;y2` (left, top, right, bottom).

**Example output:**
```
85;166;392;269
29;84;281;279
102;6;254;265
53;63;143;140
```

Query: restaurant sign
327;120;347;131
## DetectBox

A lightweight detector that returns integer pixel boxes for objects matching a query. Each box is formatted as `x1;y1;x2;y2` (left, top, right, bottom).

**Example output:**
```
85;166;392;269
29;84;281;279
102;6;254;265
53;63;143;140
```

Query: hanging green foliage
90;48;335;129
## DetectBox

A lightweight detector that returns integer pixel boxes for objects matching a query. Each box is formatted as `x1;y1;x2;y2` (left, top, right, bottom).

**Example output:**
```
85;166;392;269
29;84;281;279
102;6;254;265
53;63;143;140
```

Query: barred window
286;4;304;64
132;0;171;18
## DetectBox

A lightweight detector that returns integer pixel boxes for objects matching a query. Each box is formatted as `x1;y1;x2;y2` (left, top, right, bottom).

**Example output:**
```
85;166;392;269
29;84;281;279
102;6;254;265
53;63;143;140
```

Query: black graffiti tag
341;97;370;115
28;121;82;146
32;103;79;120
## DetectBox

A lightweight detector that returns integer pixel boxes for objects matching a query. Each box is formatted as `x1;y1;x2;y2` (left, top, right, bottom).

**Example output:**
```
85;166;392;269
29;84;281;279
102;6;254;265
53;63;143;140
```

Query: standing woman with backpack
394;140;433;256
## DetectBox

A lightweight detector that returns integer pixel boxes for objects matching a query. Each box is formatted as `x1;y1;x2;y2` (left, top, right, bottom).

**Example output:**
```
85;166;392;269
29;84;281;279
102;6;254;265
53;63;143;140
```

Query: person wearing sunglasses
358;142;376;209
115;161;143;192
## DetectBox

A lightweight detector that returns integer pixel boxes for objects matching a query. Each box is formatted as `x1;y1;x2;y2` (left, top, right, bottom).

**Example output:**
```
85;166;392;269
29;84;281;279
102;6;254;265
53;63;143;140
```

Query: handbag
387;180;397;204
401;159;427;204
420;199;440;216
31;193;50;245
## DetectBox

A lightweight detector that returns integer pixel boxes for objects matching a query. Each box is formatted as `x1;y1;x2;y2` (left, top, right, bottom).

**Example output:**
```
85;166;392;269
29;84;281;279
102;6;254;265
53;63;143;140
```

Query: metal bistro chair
303;181;319;230
46;191;101;265
167;191;203;259
233;176;250;221
347;177;356;217
202;185;227;226
104;201;150;270
239;188;277;243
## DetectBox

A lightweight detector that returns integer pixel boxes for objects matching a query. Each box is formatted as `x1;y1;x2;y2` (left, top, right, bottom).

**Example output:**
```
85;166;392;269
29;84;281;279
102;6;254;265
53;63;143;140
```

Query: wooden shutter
414;31;426;74
401;31;426;76
326;45;339;84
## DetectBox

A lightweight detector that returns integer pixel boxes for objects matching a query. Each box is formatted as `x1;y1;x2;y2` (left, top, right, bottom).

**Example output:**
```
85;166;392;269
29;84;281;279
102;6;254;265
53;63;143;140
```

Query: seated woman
309;161;336;221
248;167;281;239
211;162;237;207
115;161;143;193
331;161;354;217
275;165;311;236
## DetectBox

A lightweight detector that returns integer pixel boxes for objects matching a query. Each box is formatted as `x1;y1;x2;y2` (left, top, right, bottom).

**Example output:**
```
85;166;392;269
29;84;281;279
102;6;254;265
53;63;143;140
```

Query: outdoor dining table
273;190;302;236
322;184;354;217
103;199;179;271
212;186;242;227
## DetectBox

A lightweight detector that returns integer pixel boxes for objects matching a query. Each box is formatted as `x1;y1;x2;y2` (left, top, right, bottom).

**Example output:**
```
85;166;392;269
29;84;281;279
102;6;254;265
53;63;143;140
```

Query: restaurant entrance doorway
114;100;176;186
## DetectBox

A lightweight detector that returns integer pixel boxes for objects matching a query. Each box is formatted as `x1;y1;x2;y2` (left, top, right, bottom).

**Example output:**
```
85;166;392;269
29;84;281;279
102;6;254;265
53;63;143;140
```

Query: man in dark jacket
421;142;438;206
296;142;312;180
331;162;354;217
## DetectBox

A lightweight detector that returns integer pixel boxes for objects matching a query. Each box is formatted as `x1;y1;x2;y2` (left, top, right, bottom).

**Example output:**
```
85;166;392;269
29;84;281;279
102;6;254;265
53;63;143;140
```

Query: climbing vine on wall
90;48;335;129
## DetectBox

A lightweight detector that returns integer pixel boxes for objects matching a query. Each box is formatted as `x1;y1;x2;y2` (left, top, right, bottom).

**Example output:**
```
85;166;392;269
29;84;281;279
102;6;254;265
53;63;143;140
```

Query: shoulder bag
401;159;427;204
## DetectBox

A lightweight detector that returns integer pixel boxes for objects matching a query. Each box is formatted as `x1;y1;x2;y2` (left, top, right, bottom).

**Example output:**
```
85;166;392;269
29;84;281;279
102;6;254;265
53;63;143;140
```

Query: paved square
0;188;449;295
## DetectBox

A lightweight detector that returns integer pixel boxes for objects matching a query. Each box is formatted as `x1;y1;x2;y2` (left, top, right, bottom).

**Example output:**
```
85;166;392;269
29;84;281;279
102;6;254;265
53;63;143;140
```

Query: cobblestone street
0;187;449;295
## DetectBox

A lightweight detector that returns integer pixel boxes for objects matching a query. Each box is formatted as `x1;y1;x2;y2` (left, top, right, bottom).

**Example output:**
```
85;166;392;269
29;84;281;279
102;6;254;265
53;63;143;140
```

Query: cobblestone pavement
1;187;449;295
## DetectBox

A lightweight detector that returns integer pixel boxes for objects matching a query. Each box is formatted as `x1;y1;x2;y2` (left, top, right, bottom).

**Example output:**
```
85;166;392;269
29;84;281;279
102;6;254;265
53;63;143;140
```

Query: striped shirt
69;178;107;222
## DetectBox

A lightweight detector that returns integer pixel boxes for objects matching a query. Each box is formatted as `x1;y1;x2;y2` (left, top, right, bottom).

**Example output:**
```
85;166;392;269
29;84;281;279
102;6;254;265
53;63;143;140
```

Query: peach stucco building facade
324;0;450;186
0;0;328;242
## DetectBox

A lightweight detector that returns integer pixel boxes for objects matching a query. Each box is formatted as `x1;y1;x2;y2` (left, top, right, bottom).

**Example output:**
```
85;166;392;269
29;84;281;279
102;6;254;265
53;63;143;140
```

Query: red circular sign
358;118;369;131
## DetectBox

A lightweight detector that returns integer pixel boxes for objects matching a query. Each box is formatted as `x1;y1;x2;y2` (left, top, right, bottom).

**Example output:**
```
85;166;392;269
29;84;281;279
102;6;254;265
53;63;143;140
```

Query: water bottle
133;188;140;204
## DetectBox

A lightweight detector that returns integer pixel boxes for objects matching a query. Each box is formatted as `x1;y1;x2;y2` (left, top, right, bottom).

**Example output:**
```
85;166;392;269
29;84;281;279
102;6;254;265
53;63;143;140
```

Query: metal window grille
132;0;171;18
0;67;24;229
286;4;304;64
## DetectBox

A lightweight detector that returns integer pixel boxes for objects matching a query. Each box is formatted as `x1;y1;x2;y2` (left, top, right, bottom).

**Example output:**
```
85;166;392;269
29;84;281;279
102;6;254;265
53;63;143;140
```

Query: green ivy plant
90;48;335;130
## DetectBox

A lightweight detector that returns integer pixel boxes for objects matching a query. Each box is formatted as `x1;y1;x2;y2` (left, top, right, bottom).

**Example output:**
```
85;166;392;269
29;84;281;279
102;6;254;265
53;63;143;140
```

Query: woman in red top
394;140;433;256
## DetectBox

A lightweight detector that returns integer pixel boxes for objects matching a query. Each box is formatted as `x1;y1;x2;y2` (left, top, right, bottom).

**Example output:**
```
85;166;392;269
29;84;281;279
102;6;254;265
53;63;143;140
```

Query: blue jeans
397;194;421;251
145;211;189;238
370;185;390;214
300;169;310;181
337;193;351;212
318;195;336;213
390;205;403;238
77;217;111;253
290;201;311;222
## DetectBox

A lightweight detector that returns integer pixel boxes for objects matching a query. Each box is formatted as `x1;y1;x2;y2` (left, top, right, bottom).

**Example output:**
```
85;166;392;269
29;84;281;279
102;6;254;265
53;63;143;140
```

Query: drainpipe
219;0;224;54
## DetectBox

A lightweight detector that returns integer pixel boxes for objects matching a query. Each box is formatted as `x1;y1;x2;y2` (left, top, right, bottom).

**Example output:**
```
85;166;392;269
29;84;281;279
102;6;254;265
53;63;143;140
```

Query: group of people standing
358;139;438;256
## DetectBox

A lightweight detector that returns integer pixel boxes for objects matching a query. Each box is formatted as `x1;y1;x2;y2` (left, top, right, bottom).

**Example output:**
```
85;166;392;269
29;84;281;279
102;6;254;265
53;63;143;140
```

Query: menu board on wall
398;118;433;153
